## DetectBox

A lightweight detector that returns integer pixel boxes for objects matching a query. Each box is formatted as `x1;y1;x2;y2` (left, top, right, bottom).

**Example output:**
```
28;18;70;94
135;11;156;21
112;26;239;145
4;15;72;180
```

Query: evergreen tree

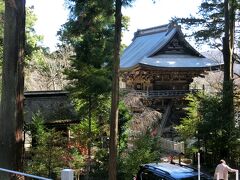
0;0;3;63
59;0;115;177
173;0;239;51
176;93;240;166
108;0;135;178
25;113;85;179
25;6;45;63
175;93;202;141
173;0;240;161
59;0;114;107
25;114;67;179
109;0;122;179
119;132;161;180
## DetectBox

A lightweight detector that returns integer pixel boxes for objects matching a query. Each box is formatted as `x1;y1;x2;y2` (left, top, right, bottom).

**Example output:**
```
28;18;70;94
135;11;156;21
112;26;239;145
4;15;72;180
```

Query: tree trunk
108;0;122;179
86;95;92;180
222;0;235;159
0;0;25;179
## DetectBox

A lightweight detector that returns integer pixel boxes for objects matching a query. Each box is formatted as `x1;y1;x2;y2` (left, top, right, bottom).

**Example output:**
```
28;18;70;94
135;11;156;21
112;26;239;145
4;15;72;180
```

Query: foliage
0;3;56;91
175;93;202;140
59;0;114;130
25;6;45;63
25;114;66;178
59;2;115;177
0;0;3;63
88;148;109;179
66;147;85;170
24;113;84;179
174;1;240;165
118;101;132;153
232;85;240;163
69;114;110;176
176;92;240;165
67;100;132;178
172;0;239;52
118;132;161;180
69;117;100;149
234;85;240;125
60;0;114;95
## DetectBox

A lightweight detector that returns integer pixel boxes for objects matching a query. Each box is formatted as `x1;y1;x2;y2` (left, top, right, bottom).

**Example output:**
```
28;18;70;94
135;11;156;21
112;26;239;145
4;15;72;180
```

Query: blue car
136;162;213;180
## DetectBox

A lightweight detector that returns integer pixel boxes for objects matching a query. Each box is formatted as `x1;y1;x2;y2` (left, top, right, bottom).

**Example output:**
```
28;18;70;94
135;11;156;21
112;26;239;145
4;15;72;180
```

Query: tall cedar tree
108;0;136;179
173;0;239;160
109;0;121;179
60;0;114;177
0;0;25;179
0;0;3;63
0;2;48;177
221;0;237;159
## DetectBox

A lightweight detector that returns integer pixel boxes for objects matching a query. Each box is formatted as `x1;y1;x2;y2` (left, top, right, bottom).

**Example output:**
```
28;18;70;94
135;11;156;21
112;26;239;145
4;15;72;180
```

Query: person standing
214;159;238;180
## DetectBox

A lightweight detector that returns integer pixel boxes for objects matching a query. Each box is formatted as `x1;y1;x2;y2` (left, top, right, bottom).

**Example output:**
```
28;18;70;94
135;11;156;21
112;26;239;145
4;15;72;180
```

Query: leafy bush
118;132;161;180
24;113;84;179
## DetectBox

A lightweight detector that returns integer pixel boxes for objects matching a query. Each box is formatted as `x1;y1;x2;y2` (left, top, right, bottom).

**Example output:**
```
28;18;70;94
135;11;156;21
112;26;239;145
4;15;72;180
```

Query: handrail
0;168;52;180
120;89;199;97
216;170;239;180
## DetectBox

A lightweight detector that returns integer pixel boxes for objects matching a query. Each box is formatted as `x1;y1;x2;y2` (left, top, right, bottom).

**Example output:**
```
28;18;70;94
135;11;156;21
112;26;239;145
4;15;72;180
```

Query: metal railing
216;170;239;180
0;168;74;180
0;168;52;180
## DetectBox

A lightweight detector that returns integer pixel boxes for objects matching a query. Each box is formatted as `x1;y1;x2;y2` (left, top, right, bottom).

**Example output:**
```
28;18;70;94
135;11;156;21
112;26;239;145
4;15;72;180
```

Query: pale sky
26;0;68;51
26;0;202;51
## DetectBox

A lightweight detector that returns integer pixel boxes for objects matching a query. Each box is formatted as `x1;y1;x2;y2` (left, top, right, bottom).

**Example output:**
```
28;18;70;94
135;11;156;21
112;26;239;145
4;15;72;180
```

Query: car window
140;170;167;180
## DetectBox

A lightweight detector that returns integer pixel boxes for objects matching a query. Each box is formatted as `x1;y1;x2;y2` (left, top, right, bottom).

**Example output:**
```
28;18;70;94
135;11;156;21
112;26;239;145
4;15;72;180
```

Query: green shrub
119;132;161;180
24;113;84;179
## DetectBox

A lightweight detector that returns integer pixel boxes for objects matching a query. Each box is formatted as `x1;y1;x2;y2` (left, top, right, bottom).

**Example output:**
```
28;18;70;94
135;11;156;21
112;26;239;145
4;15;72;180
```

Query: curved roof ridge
133;23;181;38
133;24;169;39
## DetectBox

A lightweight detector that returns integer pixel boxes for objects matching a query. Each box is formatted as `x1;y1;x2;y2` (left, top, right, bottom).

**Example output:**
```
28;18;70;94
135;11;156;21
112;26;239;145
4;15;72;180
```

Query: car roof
143;162;199;179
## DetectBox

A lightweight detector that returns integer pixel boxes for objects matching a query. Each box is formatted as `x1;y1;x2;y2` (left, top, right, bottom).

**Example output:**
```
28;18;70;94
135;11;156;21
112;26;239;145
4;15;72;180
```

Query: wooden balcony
120;89;199;98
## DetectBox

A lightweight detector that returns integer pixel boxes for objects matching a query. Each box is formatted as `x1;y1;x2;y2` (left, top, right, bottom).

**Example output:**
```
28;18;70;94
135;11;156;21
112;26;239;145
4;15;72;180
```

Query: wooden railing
120;89;199;98
160;138;185;154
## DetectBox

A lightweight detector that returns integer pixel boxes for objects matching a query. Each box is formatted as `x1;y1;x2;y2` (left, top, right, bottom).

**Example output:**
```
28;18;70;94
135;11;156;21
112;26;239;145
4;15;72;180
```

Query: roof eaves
120;63;140;72
138;63;223;71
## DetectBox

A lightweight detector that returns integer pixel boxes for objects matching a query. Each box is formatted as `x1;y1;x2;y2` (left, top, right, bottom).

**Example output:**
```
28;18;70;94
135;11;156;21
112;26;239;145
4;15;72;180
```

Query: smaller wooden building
24;90;78;129
23;90;78;150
